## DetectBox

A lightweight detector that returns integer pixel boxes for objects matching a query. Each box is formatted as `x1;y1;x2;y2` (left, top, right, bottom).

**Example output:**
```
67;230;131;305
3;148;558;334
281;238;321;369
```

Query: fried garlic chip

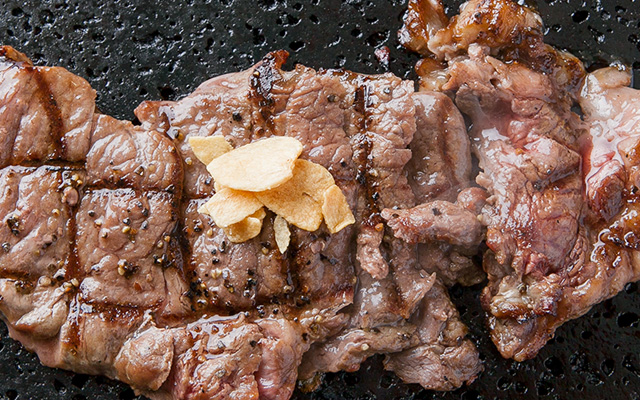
322;185;355;233
224;208;266;243
198;187;262;228
292;159;336;202
188;136;233;165
273;215;291;253
255;160;330;231
207;136;303;192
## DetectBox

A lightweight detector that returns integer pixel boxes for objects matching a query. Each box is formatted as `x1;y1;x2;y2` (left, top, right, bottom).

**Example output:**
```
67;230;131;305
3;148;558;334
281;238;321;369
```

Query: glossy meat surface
400;0;640;361
0;46;481;399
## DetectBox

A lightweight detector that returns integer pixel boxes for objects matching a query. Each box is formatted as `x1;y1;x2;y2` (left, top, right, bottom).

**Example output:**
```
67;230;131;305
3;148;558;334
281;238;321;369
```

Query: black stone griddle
0;0;639;399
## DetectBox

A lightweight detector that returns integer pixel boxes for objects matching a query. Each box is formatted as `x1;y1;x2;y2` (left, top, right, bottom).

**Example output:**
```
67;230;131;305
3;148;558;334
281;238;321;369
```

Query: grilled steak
0;46;481;399
135;51;481;391
400;0;640;361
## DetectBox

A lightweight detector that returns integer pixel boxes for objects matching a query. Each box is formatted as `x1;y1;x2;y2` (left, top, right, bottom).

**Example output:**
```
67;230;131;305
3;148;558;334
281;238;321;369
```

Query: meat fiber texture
400;0;640;361
0;45;481;400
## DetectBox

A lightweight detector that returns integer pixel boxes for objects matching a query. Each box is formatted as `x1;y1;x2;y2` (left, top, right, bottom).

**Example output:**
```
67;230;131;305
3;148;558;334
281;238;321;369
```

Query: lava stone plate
0;0;639;399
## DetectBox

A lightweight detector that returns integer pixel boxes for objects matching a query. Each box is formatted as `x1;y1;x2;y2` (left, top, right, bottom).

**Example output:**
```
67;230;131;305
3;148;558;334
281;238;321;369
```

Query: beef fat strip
0;46;480;399
399;0;640;361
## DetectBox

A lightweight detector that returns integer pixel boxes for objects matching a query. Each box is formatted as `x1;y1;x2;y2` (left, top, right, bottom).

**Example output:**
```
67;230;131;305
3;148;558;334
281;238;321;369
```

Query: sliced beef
159;315;264;400
351;74;417;280
428;0;542;60
114;315;175;391
382;200;483;248
86;114;183;192
579;67;640;220
384;281;482;390
398;0;448;57
255;318;309;400
298;323;419;382
0;279;68;340
403;91;485;287
0;166;77;280
136;56;357;321
399;0;640;362
75;189;179;308
408;92;472;203
55;299;145;376
134;68;258;199
0;47;95;167
0;46;193;388
135;51;480;390
284;70;479;384
439;42;640;360
402;0;585;97
441;45;587;360
0;45;482;400
181;200;288;311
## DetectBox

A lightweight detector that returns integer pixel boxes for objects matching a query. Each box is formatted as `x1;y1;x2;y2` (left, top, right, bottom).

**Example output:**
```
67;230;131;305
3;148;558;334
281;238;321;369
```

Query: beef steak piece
136;50;481;391
0;46;481;399
399;0;640;361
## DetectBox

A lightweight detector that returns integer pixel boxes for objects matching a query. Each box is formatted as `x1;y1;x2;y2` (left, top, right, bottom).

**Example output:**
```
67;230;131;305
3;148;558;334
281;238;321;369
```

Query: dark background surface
0;0;639;399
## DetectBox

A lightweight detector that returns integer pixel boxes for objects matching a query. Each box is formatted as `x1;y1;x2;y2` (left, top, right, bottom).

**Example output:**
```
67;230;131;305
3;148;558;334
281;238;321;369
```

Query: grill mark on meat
177;215;199;315
61;174;81;282
63;295;82;355
64;298;145;355
343;73;390;280
285;228;305;307
14;160;86;169
352;80;383;229
249;50;289;133
27;67;65;160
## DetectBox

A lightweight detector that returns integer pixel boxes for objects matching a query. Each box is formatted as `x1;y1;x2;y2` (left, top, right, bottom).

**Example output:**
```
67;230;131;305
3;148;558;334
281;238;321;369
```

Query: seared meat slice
156;315;264;400
408;92;472;203
398;0;448;57
255;318;310;400
86;115;183;192
137;51;479;389
384;281;482;390
136;56;363;398
0;47;193;384
75;188;181;308
579;67;640;221
401;0;585;96
349;74;417;280
289;69;482;384
0;47;95;167
298;323;419;381
441;44;640;360
443;45;587;360
114;316;175;391
400;0;541;60
382;199;483;248
0;166;77;281
403;91;486;287
136;55;357;320
399;0;637;360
